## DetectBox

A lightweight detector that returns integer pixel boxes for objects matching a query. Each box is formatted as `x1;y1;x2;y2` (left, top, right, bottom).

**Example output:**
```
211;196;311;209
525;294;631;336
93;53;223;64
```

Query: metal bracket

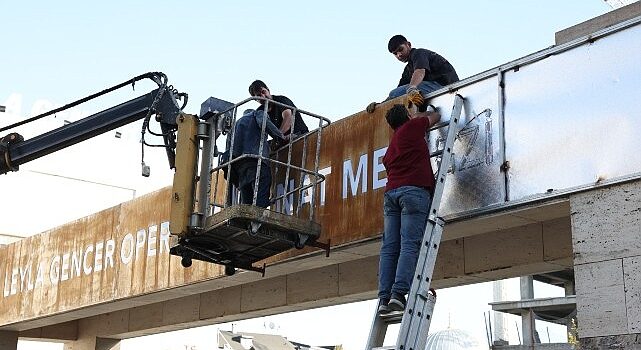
249;222;262;236
309;239;331;257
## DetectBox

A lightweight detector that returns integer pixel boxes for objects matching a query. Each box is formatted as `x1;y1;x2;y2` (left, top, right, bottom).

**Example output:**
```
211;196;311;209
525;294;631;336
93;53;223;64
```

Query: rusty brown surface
0;188;221;326
0;99;404;326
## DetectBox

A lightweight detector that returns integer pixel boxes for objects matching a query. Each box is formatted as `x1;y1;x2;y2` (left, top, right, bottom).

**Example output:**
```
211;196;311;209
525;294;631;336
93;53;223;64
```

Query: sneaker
388;293;406;312
377;298;390;314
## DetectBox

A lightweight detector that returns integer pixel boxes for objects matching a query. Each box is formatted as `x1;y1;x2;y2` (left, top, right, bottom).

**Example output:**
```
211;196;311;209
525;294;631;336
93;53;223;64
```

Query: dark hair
385;104;410;129
248;80;269;96
388;35;408;53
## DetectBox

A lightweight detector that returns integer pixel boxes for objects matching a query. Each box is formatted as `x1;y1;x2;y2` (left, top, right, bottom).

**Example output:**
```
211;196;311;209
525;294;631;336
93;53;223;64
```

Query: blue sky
2;1;608;119
1;1;611;349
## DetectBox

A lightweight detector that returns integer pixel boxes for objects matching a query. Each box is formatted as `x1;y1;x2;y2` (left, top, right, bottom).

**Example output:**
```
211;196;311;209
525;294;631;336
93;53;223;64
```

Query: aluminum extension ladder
366;94;464;350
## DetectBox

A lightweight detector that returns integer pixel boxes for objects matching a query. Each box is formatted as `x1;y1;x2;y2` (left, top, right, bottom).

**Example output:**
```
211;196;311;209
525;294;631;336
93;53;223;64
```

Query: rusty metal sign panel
0;189;222;326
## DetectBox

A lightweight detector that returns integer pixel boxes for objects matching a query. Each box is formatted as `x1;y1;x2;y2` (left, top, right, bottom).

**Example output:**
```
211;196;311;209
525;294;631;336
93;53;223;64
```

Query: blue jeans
379;186;431;299
387;81;443;100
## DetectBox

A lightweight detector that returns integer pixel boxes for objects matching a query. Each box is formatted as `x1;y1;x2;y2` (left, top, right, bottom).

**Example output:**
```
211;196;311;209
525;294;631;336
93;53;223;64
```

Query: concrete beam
63;337;120;350
58;217;572;339
7;198;572;339
14;217;573;340
490;296;576;326
491;296;577;314
19;320;78;341
444;199;569;240
1;196;572;334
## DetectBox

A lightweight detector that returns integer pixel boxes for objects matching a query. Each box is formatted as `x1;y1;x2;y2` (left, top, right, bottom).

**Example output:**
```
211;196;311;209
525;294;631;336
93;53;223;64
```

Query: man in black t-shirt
366;35;459;113
248;80;309;137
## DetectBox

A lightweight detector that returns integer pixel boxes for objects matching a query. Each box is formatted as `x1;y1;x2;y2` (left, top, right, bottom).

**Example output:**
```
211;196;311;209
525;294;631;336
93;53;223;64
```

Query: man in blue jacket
228;109;287;208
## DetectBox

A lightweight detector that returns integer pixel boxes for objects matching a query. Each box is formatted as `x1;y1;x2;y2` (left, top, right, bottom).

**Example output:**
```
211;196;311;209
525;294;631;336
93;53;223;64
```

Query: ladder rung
430;149;444;158
378;310;404;324
372;347;395;350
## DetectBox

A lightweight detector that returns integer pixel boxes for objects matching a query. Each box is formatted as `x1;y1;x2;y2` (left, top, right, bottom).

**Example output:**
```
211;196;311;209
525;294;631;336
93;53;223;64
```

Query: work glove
406;86;424;106
366;102;378;114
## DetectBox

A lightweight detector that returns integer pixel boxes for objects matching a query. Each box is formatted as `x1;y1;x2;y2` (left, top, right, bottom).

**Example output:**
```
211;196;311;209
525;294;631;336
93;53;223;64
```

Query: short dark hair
248;80;269;96
385;104;410;130
388;35;408;53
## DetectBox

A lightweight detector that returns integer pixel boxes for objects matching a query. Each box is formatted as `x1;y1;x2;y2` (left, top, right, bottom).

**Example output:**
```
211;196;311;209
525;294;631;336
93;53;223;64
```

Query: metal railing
197;97;330;224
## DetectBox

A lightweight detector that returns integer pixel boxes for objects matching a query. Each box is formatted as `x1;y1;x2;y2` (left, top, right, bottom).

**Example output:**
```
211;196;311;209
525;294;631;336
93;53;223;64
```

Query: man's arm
410;110;441;128
280;109;293;134
407;49;431;90
255;110;286;140
408;68;426;89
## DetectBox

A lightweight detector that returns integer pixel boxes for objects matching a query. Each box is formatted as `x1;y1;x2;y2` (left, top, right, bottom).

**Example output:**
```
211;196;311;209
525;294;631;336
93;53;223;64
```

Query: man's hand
270;134;291;153
406;86;424;106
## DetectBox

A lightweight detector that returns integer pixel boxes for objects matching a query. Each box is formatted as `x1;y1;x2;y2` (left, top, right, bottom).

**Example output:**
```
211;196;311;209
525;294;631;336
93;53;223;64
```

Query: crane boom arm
0;76;183;175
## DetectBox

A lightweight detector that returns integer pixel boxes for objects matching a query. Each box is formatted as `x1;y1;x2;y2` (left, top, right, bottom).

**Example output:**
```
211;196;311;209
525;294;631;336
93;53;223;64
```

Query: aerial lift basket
169;97;331;275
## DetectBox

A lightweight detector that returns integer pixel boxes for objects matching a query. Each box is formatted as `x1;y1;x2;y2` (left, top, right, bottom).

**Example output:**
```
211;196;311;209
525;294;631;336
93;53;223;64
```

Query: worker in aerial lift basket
248;80;309;148
378;104;440;314
367;35;459;113
226;109;287;208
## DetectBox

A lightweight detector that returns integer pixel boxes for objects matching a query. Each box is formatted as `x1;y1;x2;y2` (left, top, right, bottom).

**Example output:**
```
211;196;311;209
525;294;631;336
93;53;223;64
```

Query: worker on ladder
378;104;441;313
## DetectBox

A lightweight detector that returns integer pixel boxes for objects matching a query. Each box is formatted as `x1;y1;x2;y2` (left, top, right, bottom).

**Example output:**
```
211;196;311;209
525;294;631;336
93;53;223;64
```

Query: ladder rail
397;223;443;349
366;301;389;349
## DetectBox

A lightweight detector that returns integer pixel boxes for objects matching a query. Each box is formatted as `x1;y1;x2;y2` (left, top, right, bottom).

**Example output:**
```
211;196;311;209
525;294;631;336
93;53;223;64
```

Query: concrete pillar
492;280;509;344
63;317;120;350
563;281;575;296
564;280;575;340
520;276;538;345
0;330;18;350
571;180;641;348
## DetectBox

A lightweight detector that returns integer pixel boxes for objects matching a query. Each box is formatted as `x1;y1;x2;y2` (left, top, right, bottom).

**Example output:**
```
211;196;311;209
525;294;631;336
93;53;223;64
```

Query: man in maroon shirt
378;104;441;313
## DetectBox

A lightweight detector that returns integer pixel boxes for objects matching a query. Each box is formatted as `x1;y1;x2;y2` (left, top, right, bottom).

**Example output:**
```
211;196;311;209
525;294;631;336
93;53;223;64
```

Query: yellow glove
406;86;424;106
